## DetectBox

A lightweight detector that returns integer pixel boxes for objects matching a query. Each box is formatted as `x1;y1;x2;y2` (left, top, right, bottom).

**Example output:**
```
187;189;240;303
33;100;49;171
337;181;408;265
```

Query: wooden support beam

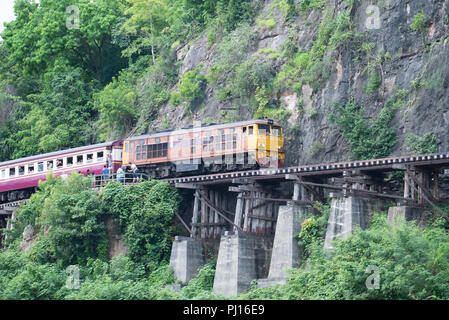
246;214;277;222
240;196;313;205
405;173;449;222
175;183;206;189
175;212;192;234
407;168;436;203
191;192;200;238
200;191;244;233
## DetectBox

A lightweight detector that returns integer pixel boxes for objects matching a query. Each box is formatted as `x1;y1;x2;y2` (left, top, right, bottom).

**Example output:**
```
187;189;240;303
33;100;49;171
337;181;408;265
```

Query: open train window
19;166;25;176
1;169;5;179
248;126;253;135
97;152;104;162
28;164;35;174
67;157;73;167
77;155;83;165
38;162;44;172
47;160;54;170
258;124;270;135
243;127;247;134
87;154;93;163
9;168;15;177
56;159;63;168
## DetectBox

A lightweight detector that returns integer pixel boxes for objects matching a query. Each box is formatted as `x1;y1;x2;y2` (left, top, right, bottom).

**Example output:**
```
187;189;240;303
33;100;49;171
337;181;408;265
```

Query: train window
248;126;253;135
258;124;270;135
130;142;134;152
203;145;208;152
209;136;214;143
226;142;232;150
194;132;200;138
19;166;25;176
87;154;93;163
218;129;224;135
233;141;237;149
56;159;63;168
1;169;5;179
243;127;247;134
205;131;211;137
38;162;44;172
77;155;83;165
67;157;73;167
28;164;35;174
125;142;129;153
178;134;183;140
141;146;147;160
226;134;232;141
155;137;161;144
209;144;214;152
139;139;144;145
272;126;281;136
229;128;235;133
97;152;104;161
215;143;221;151
47;161;54;170
136;146;142;160
233;134;237;141
191;146;196;154
10;168;15;177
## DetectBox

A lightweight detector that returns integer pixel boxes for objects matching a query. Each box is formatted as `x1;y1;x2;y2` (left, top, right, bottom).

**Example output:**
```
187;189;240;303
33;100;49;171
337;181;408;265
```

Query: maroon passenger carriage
0;140;123;204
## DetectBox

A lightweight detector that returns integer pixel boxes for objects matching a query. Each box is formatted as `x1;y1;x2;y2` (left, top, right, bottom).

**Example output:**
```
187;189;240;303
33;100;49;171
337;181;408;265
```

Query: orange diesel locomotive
122;120;285;178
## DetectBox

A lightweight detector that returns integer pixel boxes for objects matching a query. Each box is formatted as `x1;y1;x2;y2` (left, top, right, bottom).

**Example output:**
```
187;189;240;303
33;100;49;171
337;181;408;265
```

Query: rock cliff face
148;0;449;166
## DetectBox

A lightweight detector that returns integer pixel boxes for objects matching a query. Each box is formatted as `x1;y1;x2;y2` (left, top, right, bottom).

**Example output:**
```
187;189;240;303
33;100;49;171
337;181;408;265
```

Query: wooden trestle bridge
166;153;449;239
1;153;449;241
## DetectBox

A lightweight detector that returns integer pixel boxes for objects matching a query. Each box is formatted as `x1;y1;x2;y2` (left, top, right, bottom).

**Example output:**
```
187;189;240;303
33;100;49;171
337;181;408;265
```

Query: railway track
166;152;449;185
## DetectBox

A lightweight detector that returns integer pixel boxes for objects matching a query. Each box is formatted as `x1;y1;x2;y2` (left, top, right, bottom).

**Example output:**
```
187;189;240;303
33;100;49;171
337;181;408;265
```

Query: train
0;119;284;203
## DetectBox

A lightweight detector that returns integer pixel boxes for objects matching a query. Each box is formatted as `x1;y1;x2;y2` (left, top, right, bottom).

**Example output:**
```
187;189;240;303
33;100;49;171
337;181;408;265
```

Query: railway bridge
167;153;449;296
1;153;449;296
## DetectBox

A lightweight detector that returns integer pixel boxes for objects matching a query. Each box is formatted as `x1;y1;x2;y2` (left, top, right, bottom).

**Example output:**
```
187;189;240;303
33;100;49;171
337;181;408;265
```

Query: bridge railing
91;172;150;188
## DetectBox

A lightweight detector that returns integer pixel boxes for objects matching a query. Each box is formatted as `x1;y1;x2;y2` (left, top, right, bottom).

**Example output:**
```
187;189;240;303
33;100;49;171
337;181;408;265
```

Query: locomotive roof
0;141;121;168
126;119;281;141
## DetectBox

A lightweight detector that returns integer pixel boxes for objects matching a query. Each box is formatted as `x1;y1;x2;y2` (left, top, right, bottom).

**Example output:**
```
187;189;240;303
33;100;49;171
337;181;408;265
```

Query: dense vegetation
1;175;449;299
0;0;447;301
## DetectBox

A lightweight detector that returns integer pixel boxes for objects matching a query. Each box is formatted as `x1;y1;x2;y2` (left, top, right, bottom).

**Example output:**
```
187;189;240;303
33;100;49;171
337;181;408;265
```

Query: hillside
0;0;448;165
1;0;449;302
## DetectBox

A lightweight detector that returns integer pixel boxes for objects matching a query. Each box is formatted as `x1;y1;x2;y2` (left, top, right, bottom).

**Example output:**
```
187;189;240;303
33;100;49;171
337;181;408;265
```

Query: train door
122;141;130;165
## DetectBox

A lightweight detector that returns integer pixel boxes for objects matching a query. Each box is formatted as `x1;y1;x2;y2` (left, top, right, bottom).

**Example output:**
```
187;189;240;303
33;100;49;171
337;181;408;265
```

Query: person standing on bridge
131;162;139;183
117;165;125;183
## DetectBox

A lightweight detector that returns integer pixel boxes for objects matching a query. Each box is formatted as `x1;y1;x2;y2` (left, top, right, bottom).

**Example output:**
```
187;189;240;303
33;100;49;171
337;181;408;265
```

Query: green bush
330;102;397;160
405;133;437;154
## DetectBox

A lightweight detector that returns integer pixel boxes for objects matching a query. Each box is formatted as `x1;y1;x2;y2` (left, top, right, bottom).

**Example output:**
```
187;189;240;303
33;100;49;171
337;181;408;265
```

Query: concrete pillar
387;206;427;226
324;196;383;250
258;205;311;288
212;232;273;297
169;236;205;285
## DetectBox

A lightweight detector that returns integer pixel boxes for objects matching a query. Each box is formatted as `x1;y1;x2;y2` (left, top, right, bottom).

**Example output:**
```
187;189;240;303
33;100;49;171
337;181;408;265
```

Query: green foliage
410;11;427;33
298;0;326;12
405;133;437;154
170;67;207;111
95;71;139;139
365;69;382;94
180;259;218;299
245;215;449;299
101;180;181;270
330;102;397;160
